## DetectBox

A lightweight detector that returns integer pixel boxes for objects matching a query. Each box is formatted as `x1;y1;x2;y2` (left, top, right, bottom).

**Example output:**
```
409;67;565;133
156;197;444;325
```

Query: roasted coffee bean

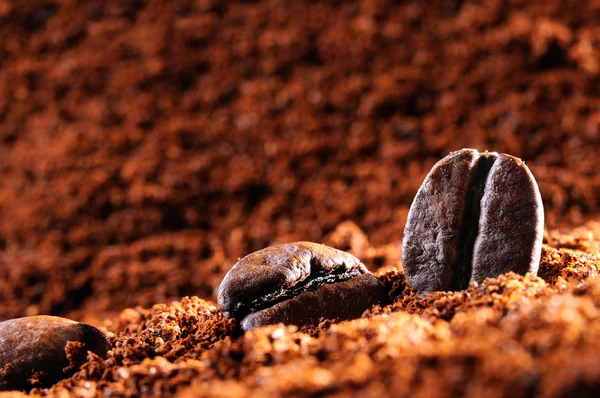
218;242;388;331
402;149;544;294
0;316;110;391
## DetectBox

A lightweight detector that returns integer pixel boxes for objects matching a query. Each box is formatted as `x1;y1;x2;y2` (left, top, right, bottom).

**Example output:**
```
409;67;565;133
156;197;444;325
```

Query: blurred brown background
0;0;599;321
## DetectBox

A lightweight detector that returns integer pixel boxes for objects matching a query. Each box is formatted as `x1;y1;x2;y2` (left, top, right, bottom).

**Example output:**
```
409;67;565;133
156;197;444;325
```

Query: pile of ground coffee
0;0;600;396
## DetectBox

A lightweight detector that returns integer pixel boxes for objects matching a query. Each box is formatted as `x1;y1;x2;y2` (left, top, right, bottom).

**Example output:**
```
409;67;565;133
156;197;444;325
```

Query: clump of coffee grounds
1;0;600;396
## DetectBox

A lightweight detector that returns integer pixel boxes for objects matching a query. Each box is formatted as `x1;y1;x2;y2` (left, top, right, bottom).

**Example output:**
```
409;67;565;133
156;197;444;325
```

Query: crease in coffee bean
229;264;363;320
239;272;388;332
450;154;497;291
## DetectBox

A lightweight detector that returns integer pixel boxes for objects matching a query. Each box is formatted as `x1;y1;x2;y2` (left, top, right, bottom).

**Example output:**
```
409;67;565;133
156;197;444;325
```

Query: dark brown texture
402;149;544;294
218;242;387;331
0;316;109;391
0;0;599;396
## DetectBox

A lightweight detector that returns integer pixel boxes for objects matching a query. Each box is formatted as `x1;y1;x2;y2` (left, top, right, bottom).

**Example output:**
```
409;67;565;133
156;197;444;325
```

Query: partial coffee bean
218;242;388;331
0;316;110;391
402;149;544;295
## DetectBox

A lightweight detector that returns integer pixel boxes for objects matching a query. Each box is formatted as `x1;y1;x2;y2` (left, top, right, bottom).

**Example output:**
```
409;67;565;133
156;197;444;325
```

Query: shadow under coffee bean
218;242;388;331
0;316;110;391
402;148;544;295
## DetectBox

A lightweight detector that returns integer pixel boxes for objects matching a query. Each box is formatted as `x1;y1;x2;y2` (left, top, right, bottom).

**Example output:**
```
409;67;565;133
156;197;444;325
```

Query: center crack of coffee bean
232;267;363;320
450;155;497;291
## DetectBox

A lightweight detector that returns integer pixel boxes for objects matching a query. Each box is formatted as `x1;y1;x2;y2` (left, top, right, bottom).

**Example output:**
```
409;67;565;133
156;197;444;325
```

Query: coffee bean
0;316;110;391
218;242;388;331
402;149;544;294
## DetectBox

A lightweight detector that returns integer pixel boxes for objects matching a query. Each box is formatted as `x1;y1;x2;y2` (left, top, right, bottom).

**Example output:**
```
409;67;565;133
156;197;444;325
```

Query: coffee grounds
1;0;600;396
35;234;600;397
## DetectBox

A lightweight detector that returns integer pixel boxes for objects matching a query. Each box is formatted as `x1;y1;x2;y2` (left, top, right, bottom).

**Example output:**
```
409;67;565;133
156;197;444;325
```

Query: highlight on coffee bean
402;148;544;295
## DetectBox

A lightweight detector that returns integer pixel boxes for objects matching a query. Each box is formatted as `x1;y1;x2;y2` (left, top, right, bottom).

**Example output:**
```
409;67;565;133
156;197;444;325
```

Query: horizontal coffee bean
0;316;110;391
402;149;544;294
218;242;388;331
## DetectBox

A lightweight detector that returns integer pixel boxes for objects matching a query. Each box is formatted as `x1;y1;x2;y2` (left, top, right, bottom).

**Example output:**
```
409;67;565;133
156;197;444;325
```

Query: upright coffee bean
218;242;388;331
402;149;544;294
0;316;110;391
